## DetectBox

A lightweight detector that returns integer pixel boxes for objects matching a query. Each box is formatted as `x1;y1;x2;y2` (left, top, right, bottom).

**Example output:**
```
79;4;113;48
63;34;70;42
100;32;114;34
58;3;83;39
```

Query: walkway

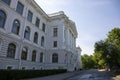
23;71;81;80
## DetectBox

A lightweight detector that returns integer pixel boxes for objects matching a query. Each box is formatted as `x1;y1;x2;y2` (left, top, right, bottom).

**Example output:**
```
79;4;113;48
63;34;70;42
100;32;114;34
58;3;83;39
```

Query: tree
106;28;120;68
93;28;120;69
81;54;95;69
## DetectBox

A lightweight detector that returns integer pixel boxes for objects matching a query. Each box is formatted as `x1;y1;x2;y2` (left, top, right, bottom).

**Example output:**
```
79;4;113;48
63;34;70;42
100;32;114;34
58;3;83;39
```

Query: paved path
65;69;115;80
24;71;81;80
23;69;120;80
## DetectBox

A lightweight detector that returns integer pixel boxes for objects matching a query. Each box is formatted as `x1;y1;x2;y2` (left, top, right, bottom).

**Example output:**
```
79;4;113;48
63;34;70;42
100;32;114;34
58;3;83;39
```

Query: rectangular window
22;67;25;70
53;41;57;47
2;0;11;5
42;23;46;32
35;17;40;27
16;1;24;15
27;10;33;22
7;66;12;70
53;28;58;37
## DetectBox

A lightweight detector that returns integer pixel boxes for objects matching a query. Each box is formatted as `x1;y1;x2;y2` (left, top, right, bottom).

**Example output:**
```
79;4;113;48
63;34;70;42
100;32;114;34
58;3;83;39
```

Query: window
7;66;12;70
12;19;20;35
35;17;40;27
53;28;58;37
40;52;43;63
41;36;44;47
16;1;24;15
33;32;38;44
53;41;57;48
22;67;25;70
27;10;33;22
21;47;28;60
0;40;2;51
7;43;16;58
42;23;45;32
52;53;58;63
2;0;11;5
32;50;36;62
24;26;30;40
65;54;67;64
0;10;6;28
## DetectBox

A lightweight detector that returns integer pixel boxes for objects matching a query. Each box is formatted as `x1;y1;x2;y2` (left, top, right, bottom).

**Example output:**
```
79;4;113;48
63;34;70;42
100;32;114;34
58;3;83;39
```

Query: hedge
0;69;67;80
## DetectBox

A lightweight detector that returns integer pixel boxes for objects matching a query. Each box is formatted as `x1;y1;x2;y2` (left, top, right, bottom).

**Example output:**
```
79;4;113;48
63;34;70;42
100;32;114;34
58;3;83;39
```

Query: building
0;0;82;71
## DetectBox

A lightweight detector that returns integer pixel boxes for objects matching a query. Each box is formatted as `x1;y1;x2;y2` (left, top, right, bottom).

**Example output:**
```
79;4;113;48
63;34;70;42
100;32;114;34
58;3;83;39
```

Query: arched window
40;52;43;63
2;0;11;5
41;36;44;47
12;19;20;35
32;50;36;62
24;26;30;40
33;32;38;44
52;53;58;63
21;47;28;60
7;43;16;58
0;10;6;28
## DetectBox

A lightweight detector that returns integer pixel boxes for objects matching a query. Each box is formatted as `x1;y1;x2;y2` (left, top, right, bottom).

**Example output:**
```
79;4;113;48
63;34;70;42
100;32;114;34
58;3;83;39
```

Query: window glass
52;53;58;63
27;10;33;22
53;41;57;47
41;36;44;47
2;0;11;5
34;32;38;44
7;43;16;58
24;26;30;40
40;52;43;63
21;47;28;60
16;1;24;15
0;10;6;28
35;18;40;27
32;50;36;62
53;28;58;37
12;19;20;35
42;23;45;32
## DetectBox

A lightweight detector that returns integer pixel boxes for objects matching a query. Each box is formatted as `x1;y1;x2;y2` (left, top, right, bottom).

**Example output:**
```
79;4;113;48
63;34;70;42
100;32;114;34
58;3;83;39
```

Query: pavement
22;69;120;80
23;71;81;80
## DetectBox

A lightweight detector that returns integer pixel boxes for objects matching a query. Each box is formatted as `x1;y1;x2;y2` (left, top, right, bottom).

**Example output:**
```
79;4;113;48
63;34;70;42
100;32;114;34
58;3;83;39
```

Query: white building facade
0;0;82;71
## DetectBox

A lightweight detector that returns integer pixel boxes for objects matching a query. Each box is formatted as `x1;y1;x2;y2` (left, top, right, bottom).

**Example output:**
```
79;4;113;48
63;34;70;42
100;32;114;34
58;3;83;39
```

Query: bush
0;69;67;80
114;70;120;75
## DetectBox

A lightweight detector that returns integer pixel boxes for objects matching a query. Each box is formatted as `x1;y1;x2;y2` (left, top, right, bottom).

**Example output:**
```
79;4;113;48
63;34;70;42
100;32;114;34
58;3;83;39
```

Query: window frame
27;10;33;22
12;19;20;35
0;10;6;28
42;23;46;32
53;41;57;48
53;28;58;37
7;43;16;58
2;0;11;5
32;50;36;62
16;1;24;15
35;17;40;27
52;53;58;63
21;47;28;60
24;26;30;40
40;52;43;63
33;32;38;44
41;36;44;47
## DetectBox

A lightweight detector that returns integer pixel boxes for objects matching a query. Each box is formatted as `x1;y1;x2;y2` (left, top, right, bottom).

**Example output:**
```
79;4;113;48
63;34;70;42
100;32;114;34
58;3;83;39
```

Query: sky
35;0;120;55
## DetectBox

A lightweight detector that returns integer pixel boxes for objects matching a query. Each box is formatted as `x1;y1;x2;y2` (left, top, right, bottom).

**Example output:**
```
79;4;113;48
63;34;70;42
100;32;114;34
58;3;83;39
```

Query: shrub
0;69;67;80
114;70;120;75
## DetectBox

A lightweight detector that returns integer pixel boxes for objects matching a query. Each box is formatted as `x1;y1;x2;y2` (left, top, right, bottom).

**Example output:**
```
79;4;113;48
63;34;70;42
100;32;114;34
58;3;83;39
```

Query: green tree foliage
93;28;120;69
81;54;95;69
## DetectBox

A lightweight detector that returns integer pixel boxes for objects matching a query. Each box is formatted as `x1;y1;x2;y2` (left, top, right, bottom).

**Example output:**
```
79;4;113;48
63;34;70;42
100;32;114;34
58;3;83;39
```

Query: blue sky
35;0;120;55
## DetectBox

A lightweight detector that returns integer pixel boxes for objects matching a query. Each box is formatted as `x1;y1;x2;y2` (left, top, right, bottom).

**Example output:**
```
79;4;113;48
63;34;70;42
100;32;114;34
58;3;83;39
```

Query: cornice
27;0;50;21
